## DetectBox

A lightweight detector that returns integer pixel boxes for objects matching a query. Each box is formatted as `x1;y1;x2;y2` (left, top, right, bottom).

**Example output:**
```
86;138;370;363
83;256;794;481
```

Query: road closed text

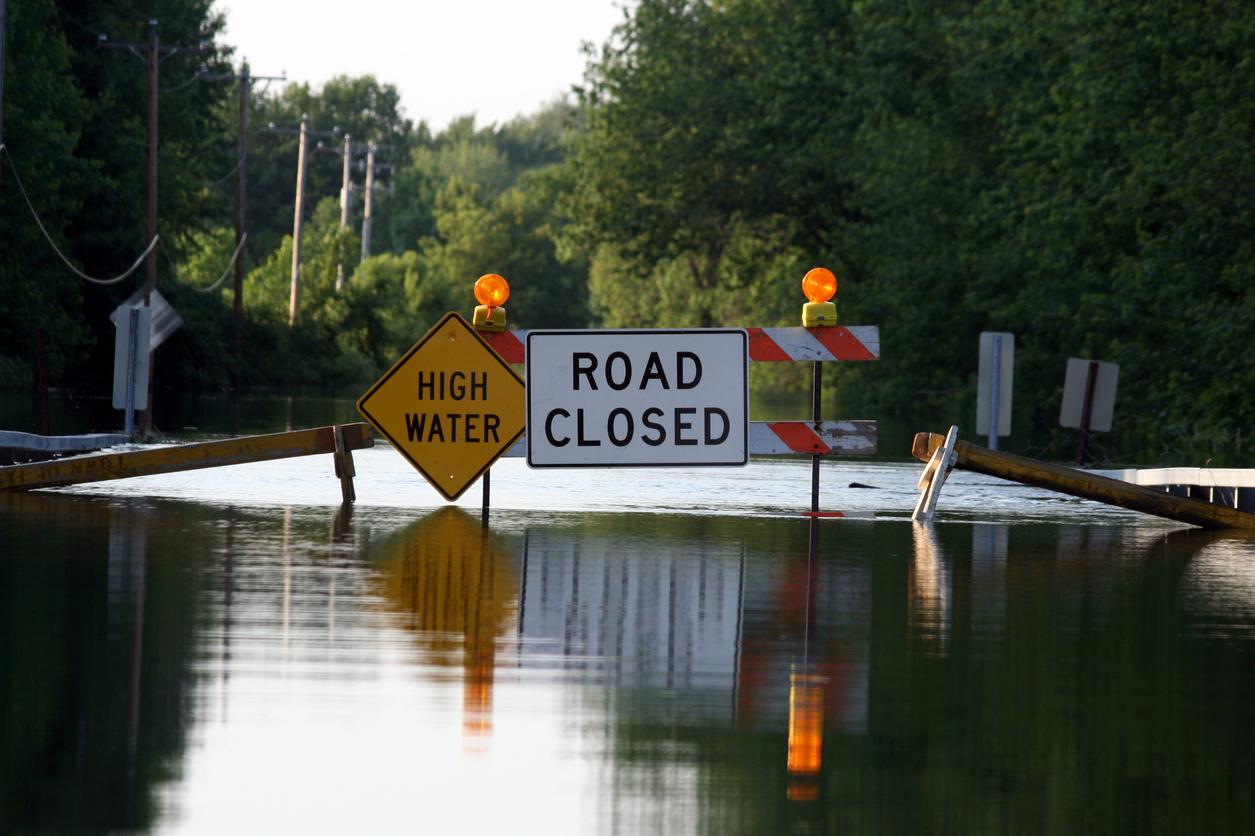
526;330;748;468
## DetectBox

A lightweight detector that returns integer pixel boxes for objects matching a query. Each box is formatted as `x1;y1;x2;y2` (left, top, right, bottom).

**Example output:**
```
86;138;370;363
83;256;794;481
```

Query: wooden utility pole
233;60;249;392
336;133;352;291
234;61;249;323
360;143;376;261
1;0;8;159
223;61;282;390
288;115;309;327
139;20;159;437
145;20;158;305
99;20;210;437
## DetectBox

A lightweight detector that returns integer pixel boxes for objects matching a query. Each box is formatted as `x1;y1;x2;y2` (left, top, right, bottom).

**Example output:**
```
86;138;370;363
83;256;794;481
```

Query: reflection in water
785;522;827;802
107;503;148;775
786;673;825;801
0;492;203;833
518;523;741;694
4;492;1255;833
910;522;951;655
1179;533;1255;638
375;508;518;752
970;523;1008;659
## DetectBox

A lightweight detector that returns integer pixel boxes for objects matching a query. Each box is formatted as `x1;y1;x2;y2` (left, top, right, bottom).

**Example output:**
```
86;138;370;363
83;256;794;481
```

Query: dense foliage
1;0;1251;462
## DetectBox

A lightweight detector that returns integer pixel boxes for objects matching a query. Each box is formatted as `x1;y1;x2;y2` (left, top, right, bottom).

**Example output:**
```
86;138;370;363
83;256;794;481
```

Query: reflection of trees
0;493;206;832
373;507;518;750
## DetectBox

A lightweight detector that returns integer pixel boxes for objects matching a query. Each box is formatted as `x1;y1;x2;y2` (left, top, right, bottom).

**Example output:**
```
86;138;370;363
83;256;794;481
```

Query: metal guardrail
0;423;374;501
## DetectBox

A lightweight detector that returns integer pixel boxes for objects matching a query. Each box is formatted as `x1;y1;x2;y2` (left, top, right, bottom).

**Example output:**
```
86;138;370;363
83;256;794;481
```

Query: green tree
566;0;799;326
0;0;89;389
418;170;588;329
242;75;414;262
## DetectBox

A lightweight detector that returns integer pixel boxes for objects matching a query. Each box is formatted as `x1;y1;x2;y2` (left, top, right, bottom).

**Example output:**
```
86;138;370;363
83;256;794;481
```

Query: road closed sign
526;329;748;468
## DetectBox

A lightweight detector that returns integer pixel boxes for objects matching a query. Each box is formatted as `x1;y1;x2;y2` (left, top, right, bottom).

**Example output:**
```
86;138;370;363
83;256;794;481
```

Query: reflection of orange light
801;267;837;304
787;780;820;802
474;273;510;308
787;674;824;776
463;663;494;753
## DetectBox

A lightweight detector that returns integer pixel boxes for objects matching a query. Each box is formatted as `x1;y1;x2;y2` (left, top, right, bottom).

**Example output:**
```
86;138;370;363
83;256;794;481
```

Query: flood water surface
2;458;1254;833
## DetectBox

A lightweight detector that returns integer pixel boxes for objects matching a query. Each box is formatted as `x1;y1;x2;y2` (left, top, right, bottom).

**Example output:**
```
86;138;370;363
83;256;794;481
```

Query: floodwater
3;443;1255;833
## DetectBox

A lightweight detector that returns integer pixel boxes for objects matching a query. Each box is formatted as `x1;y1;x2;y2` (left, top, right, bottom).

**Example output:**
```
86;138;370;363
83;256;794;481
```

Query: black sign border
525;328;749;469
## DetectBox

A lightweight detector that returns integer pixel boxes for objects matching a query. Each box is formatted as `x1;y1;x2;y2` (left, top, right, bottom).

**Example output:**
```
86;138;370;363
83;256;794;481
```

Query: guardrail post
332;424;356;504
811;361;821;514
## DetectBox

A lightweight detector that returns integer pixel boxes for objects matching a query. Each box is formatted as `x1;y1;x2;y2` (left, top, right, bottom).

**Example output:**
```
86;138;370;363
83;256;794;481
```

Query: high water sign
525;329;749;468
356;312;525;500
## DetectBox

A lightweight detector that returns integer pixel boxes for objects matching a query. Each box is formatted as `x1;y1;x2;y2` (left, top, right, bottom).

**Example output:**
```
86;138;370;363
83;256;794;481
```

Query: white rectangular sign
526;329;748;467
112;306;151;410
1059;358;1119;432
976;331;1015;438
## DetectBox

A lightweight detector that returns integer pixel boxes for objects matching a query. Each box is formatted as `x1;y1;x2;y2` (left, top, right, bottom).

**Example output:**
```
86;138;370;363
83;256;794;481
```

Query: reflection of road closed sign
526;329;748;467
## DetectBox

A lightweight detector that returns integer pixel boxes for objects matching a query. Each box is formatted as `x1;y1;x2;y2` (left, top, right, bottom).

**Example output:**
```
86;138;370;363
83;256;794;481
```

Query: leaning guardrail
0;424;373;502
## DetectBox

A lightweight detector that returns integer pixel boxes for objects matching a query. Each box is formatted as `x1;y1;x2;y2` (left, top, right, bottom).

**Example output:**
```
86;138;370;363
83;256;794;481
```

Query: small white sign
1060;358;1119;432
109;289;183;350
526;329;748;467
976;332;1015;438
112;306;151;410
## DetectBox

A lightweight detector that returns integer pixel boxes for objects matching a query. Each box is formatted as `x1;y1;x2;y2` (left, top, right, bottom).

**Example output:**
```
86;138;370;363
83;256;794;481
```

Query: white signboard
976;332;1015;439
112;306;151;410
526;329;748;467
1059;358;1119;432
109;289;183;350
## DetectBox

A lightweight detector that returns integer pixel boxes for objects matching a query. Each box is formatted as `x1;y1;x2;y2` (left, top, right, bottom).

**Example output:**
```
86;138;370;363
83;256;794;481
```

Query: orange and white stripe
499;421;876;459
480;327;879;364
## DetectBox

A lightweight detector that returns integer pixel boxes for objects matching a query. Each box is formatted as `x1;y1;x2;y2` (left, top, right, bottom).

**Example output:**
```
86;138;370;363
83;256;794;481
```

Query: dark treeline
1;0;1251;463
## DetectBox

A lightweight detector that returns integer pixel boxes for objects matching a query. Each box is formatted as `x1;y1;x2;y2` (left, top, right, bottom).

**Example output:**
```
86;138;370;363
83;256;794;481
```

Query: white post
288;114;309;327
988;334;1002;451
124;307;140;437
336;134;352;291
912;425;959;522
360;143;376;261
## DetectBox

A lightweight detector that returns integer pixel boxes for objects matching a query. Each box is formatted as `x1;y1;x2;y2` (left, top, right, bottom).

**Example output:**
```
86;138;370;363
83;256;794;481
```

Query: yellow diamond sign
356;311;525;501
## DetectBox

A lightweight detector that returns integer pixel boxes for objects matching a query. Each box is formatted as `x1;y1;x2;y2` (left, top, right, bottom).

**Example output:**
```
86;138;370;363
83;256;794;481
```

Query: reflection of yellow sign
376;507;519;752
377;507;518;658
356;312;525;500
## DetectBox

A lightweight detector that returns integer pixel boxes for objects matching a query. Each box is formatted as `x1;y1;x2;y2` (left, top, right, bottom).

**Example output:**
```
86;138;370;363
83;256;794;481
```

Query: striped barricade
500;420;876;459
481;326;880;462
480;326;880;365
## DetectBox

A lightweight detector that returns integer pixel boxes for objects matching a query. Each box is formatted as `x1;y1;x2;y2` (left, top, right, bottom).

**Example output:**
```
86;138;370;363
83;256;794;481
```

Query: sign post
525;329;748;468
112;305;152;437
977;332;1014;450
1059;358;1119;466
356;312;525;501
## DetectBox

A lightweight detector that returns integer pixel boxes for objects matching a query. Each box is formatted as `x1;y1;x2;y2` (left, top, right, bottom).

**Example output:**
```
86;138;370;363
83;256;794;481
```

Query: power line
161;68;211;93
205;148;246;188
159;233;248;294
0;143;157;286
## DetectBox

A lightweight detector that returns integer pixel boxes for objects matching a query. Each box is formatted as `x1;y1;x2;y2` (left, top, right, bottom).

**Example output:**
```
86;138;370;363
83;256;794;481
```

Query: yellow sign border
355;311;524;501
